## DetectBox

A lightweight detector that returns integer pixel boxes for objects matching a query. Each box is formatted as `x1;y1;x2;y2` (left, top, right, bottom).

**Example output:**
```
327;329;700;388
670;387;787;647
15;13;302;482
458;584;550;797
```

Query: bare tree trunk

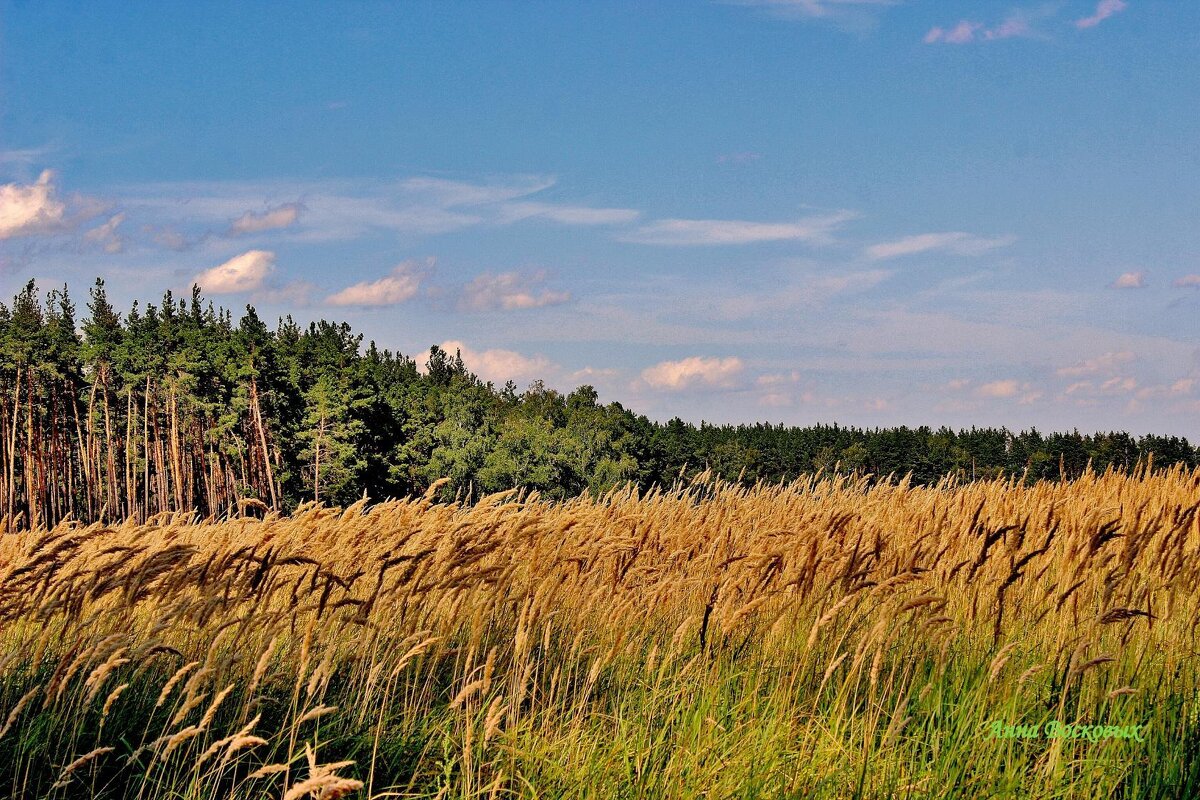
25;370;37;529
249;378;279;509
169;385;184;511
142;378;151;520
125;386;137;521
103;378;118;520
8;366;21;525
74;388;91;520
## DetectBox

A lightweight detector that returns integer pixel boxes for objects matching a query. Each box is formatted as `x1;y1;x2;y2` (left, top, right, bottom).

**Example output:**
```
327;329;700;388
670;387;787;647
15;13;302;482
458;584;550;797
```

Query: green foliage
0;279;1195;526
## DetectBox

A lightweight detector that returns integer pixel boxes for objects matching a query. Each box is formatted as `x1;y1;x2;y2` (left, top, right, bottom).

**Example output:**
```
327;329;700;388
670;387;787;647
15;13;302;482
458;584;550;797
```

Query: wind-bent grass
0;467;1197;798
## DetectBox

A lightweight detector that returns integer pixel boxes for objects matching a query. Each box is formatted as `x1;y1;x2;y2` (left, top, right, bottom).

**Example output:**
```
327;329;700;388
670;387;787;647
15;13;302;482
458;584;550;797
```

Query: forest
0;278;1195;528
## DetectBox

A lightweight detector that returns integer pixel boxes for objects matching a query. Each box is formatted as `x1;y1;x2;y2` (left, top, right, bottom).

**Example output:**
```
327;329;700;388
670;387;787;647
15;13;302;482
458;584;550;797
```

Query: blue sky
2;0;1198;435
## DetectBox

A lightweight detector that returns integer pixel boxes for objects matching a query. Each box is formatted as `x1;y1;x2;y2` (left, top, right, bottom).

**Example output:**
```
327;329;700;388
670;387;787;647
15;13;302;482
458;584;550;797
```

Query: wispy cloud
193;249;275;294
146;225;194;251
399;175;554;207
621;210;856;246
925;7;1055;44
496;201;639;226
1100;376;1137;393
1134;379;1195;402
718;269;891;319
1173;274;1200;289
84;213;126;254
1110;271;1146;289
1056;350;1135;377
459;270;571;312
984;14;1033;41
327;261;426;307
228;202;303;235
0;146;55;168
924;21;983;44
116;174;639;247
641;356;745;391
730;0;901;30
1075;0;1127;29
865;231;1014;260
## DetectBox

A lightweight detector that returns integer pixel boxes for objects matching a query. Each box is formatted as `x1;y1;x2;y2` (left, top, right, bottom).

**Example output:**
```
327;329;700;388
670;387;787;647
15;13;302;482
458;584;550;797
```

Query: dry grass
0;466;1197;798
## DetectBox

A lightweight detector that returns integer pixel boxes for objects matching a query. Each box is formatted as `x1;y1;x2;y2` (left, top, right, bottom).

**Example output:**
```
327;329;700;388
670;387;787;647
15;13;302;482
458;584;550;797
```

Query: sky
1;0;1198;436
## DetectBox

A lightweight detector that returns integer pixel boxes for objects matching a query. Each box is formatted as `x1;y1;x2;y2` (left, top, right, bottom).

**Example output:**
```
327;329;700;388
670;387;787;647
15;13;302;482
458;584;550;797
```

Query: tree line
0;279;1194;528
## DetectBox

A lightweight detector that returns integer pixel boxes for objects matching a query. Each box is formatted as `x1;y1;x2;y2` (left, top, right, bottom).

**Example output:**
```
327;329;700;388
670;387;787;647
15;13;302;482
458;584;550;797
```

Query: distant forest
0;278;1195;527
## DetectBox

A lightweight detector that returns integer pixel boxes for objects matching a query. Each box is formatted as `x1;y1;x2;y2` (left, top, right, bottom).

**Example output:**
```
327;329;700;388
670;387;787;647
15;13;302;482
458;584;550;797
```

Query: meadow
0;466;1196;799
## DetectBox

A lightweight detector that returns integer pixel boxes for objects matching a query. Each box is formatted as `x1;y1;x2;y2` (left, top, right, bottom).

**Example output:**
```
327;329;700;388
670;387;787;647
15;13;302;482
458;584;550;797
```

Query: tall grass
0;466;1197;798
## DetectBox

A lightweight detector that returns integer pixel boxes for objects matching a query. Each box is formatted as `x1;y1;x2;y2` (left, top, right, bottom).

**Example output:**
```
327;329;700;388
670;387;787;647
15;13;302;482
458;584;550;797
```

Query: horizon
2;1;1198;437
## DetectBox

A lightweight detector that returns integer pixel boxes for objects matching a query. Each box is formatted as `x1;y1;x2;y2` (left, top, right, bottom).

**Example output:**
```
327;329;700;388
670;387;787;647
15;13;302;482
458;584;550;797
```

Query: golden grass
0;466;1196;798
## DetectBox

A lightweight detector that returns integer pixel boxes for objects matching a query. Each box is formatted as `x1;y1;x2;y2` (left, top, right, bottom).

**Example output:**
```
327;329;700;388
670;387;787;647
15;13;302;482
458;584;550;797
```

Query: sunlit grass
0;467;1196;798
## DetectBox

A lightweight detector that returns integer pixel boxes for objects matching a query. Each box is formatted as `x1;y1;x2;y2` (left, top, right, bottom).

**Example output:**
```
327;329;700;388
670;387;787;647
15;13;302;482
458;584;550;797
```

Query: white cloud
641;356;745;391
0;170;68;239
1075;0;1127;29
228;202;302;235
621;210;856;246
1056;351;1135;377
1173;274;1200;289
439;339;553;384
496;201;639;226
193;250;276;294
924;21;983;44
865;231;1014;260
975;379;1020;399
925;7;1052;44
1110;271;1146;289
327;262;424;307
84;213;126;254
985;15;1032;41
459;271;571;312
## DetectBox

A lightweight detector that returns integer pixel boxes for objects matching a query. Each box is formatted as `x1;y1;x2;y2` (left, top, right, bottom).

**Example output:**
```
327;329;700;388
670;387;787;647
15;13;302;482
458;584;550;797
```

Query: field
0;468;1197;799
